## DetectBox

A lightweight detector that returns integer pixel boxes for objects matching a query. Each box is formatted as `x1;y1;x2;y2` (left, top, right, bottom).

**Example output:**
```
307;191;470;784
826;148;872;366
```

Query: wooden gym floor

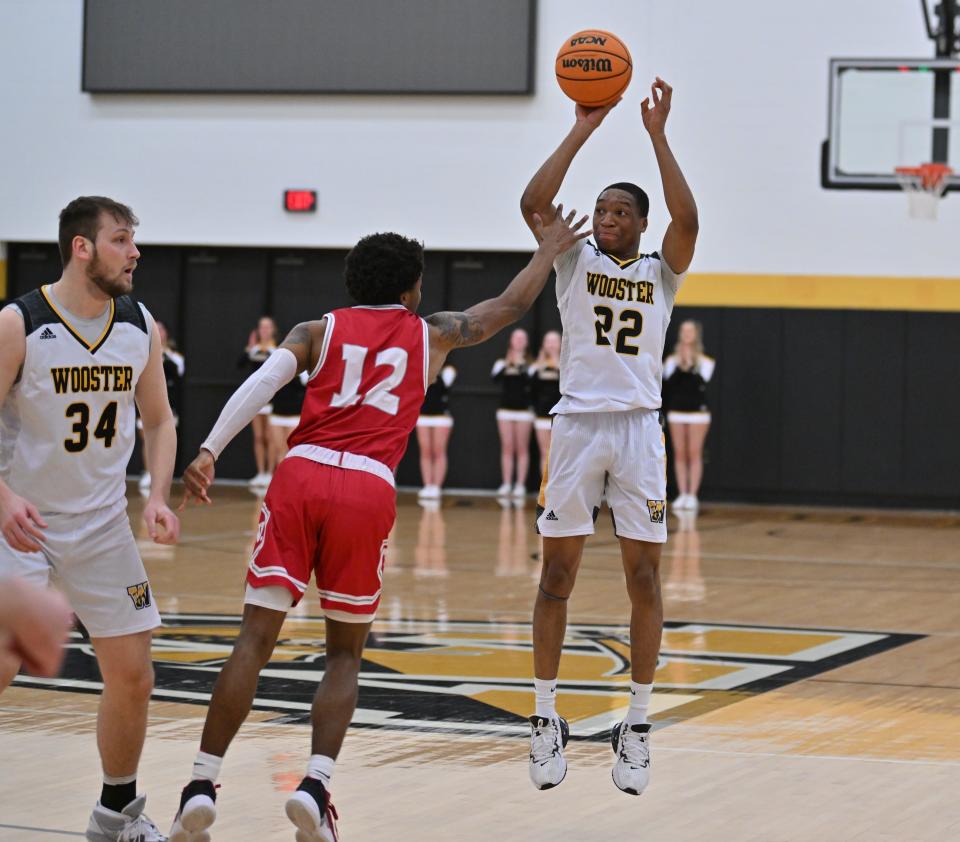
1;486;958;840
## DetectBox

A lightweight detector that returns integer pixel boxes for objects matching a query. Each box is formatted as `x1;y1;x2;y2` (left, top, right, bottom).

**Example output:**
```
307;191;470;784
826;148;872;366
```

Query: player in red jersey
168;206;588;842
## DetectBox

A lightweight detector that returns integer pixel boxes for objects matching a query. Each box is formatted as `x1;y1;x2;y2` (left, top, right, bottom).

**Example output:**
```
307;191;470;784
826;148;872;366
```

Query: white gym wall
0;0;953;276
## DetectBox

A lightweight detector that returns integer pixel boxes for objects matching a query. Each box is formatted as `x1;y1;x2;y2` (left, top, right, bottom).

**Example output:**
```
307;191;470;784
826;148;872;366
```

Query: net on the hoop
894;163;953;220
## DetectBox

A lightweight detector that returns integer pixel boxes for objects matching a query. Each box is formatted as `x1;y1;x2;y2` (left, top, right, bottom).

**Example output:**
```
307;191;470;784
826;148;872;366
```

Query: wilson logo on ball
555;29;633;108
560;57;614;73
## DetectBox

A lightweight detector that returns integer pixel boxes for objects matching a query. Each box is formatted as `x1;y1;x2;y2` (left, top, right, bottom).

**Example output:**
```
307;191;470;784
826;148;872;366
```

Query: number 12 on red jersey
330;343;408;416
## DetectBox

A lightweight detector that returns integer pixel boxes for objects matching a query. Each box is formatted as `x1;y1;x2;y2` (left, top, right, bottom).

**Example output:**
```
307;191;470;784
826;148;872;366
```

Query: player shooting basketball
519;77;699;795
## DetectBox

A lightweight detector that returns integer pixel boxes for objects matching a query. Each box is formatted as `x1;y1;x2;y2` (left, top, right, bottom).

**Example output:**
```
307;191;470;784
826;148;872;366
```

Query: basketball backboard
822;58;960;191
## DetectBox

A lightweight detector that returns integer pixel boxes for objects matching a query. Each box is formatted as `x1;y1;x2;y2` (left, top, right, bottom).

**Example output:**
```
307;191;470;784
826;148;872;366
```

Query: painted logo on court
16;615;918;739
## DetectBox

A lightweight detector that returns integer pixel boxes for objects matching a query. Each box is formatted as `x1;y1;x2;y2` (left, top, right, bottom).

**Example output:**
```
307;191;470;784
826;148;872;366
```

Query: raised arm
426;207;589;382
519;101;620;239
642;78;699;274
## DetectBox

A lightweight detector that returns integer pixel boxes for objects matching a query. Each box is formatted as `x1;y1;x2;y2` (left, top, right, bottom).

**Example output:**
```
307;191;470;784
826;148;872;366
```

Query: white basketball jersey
552;241;684;414
0;287;152;514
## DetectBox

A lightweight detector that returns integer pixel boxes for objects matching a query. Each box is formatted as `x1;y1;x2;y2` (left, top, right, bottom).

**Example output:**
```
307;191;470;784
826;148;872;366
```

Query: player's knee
324;647;363;677
235;625;278;667
106;659;154;702
625;561;660;603
540;561;578;598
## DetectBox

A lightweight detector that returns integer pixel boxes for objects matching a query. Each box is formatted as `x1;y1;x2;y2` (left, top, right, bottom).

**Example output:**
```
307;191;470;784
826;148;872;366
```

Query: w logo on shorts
647;499;665;524
251;504;271;563
126;581;152;610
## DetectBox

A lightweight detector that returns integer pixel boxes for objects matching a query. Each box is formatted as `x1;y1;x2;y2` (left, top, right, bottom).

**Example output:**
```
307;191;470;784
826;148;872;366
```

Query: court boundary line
0;822;85;837
657;745;960;768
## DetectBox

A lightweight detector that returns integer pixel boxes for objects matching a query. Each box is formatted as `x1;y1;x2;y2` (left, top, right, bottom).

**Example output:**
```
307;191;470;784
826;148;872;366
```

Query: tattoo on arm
426;312;485;347
280;322;313;369
282;323;311;349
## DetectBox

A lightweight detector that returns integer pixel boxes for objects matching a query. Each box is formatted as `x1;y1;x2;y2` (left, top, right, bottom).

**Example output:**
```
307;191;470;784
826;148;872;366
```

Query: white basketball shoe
169;779;217;842
86;795;167;841
285;777;340;842
528;714;570;790
611;721;652;795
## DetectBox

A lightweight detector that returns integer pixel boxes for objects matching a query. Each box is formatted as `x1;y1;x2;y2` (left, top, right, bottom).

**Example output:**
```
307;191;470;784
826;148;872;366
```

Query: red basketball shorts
246;455;396;621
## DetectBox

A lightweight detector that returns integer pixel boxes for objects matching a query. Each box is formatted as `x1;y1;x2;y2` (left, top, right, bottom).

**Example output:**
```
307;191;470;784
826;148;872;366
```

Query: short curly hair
599;182;649;218
344;232;423;305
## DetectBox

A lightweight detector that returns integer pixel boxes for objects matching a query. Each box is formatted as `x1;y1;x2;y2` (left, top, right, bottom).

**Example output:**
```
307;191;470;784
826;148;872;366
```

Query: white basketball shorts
0;498;161;638
537;409;667;543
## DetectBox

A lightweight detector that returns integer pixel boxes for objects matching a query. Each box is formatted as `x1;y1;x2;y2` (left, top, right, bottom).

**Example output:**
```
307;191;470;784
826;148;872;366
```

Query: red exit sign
284;190;317;213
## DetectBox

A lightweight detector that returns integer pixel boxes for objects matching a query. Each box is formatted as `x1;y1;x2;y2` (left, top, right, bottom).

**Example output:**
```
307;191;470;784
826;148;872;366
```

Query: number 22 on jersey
594;306;643;356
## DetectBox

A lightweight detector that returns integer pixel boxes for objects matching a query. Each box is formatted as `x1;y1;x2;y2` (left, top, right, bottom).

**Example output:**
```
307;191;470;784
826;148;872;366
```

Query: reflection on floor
2;487;958;840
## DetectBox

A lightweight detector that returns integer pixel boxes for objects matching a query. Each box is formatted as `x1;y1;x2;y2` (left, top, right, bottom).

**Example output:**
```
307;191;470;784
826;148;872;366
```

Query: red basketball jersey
288;305;429;471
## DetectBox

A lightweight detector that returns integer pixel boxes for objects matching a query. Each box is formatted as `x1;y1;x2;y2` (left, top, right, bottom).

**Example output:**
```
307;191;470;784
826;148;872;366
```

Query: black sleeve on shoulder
12;289;57;336
114;296;148;334
11;300;33;335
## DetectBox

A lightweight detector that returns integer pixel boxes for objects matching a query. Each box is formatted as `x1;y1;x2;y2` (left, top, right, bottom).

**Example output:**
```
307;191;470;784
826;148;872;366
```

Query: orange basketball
555;29;632;107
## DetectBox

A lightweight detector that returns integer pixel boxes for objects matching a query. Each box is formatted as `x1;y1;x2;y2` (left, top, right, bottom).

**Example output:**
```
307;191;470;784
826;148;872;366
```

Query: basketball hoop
894;163;953;220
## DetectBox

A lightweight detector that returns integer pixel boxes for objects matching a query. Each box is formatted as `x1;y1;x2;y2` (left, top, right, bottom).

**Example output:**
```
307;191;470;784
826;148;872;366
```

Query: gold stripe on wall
676;273;960;313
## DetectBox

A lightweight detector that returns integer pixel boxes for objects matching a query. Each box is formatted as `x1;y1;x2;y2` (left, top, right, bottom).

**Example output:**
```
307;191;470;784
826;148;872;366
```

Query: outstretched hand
575;98;621;130
641;77;672;137
532;203;591;256
179;449;216;509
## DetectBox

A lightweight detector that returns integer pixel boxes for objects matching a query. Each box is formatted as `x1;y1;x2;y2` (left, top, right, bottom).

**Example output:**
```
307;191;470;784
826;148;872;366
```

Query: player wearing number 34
0;197;180;841
520;78;699;796
168;207;589;841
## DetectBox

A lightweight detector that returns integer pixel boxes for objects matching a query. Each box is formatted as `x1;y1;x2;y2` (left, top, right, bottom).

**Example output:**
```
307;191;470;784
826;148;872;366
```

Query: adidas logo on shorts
39;327;57;340
545;510;559;521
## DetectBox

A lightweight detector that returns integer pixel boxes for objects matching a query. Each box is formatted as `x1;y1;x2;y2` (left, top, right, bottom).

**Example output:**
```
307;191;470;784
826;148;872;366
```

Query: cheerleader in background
529;330;561;476
663;320;716;512
492;327;533;499
270;368;309;462
239;315;278;488
417;364;457;500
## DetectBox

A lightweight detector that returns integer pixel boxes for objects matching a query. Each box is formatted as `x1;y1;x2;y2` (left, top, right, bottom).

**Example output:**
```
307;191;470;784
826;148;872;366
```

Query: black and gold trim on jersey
588;241;658;272
12;287;148;355
39;286;116;353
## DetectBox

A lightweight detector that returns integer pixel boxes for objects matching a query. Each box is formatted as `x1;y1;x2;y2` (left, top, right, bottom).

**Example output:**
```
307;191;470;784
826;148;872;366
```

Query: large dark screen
83;0;536;94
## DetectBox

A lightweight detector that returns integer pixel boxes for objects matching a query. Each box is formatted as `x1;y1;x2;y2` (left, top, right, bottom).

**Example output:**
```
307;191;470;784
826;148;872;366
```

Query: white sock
307;754;335;788
102;772;136;786
533;677;557;718
191;751;223;783
625;681;653;726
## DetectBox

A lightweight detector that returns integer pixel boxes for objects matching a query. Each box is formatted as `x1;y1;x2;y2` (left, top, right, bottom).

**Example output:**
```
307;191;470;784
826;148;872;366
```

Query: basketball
555;29;632;107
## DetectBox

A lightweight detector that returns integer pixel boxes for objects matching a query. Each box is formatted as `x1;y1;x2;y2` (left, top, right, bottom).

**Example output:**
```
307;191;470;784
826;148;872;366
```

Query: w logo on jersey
647;499;665;524
126;581;152;610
